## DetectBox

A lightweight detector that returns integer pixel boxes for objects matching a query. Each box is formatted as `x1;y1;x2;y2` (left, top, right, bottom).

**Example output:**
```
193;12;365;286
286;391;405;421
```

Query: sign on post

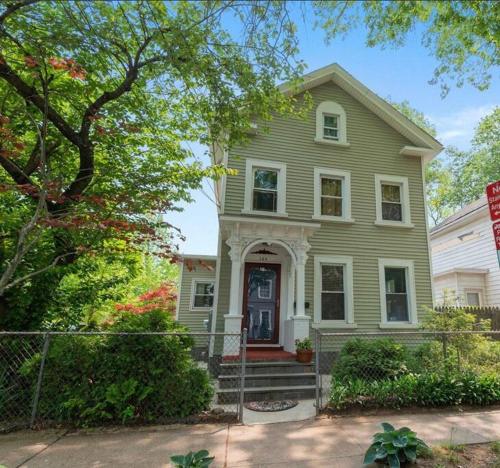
486;180;500;221
493;221;500;267
486;181;500;267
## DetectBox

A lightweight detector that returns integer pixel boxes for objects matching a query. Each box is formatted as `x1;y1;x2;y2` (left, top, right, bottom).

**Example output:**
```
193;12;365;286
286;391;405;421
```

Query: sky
166;11;499;256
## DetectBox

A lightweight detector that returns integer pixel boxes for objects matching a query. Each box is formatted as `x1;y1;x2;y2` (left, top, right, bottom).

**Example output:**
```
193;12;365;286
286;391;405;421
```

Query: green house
176;63;443;355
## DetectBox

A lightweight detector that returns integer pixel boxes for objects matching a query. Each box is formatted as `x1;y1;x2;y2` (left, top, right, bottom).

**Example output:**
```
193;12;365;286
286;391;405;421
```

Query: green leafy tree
390;99;454;225
0;1;307;318
315;1;500;96
445;107;500;209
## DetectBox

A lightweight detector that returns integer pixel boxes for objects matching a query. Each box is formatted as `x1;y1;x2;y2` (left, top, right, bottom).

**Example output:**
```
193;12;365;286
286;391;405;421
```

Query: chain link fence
315;330;500;413
0;331;247;432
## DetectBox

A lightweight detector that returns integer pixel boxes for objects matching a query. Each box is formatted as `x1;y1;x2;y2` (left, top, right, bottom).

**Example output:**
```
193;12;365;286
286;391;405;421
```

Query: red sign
494;221;500;251
486;180;500;221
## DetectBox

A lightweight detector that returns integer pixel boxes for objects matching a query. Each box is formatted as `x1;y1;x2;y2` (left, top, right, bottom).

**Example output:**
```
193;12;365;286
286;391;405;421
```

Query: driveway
2;408;500;467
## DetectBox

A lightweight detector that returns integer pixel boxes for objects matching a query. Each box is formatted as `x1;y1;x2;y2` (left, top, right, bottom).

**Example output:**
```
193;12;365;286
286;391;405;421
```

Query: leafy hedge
330;371;500;410
329;336;500;410
333;338;409;381
20;311;214;426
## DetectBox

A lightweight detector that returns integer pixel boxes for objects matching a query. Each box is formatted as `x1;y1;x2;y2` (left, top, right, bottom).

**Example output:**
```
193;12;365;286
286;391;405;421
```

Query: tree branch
0;151;34;185
0;59;81;146
0;0;39;24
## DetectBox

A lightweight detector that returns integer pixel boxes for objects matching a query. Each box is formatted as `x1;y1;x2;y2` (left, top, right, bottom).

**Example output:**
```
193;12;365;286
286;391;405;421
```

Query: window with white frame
378;259;417;326
314;255;355;326
191;280;215;309
315;101;348;145
323;114;339;140
252;168;278;212
313;168;352;221
244;159;287;215
375;174;412;226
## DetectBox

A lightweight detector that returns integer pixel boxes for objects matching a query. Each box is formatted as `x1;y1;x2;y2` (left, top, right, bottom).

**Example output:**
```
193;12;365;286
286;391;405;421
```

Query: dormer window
323;114;339;140
315;101;349;146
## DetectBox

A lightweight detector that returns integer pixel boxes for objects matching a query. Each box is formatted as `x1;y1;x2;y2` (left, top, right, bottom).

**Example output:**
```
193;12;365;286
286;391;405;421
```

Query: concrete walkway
2;409;500;467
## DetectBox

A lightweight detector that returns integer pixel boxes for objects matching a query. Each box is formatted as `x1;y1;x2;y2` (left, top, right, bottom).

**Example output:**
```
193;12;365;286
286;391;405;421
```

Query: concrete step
220;361;314;375
218;373;316;389
217;385;316;403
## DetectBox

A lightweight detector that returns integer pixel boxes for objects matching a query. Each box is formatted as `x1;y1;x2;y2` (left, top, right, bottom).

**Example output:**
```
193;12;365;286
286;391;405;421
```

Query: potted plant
295;337;313;363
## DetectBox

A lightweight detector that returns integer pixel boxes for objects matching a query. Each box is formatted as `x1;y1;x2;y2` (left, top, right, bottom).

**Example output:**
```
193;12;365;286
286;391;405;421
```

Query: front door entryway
243;263;281;344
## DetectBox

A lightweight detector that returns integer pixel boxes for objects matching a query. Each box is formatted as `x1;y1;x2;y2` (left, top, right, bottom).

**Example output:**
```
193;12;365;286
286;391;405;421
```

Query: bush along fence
0;330;246;432
434;306;500;331
315;330;500;413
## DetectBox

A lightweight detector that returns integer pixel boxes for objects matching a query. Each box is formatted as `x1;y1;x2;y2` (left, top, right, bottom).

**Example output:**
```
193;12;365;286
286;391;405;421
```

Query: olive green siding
215;81;433;333
177;260;216;332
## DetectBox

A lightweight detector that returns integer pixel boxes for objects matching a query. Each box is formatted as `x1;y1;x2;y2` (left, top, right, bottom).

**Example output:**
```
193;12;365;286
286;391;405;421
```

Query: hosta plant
364;422;429;467
170;450;214;468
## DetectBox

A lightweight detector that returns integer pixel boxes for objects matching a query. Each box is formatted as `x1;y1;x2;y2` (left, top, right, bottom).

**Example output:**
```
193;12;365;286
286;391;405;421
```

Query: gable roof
280;63;443;161
430;196;488;237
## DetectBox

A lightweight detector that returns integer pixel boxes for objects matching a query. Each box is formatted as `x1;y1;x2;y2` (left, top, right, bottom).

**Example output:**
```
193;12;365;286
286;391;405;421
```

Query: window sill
312;322;358;329
241;209;288;218
314;137;350;148
190;307;213;312
312;215;355;224
378;322;420;329
374;220;414;229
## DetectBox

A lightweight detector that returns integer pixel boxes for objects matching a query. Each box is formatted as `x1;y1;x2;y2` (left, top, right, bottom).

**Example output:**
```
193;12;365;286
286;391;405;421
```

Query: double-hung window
378;259;417;327
375;174;412;227
244;159;287;216
381;183;402;221
314;255;355;327
323;114;339;141
313;168;353;222
315;101;349;146
191;280;215;309
252;168;278;212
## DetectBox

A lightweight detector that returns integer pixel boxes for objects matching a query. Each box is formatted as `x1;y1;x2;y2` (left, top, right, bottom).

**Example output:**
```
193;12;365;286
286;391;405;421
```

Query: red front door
242;263;281;344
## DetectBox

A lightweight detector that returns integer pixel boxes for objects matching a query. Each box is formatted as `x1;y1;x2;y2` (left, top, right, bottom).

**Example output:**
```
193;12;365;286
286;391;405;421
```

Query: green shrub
20;310;214;426
364;422;429;468
333;338;409;382
329;371;500;410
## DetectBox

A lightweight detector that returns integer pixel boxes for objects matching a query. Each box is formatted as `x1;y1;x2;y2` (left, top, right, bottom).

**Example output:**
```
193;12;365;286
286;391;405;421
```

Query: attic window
315;101;349;146
323;114;339;140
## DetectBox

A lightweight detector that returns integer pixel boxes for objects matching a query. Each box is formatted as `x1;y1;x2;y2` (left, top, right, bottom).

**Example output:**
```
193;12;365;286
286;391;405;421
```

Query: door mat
245;400;298;412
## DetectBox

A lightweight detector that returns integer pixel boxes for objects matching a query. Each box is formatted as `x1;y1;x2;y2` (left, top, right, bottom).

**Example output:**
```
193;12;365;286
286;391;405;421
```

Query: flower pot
296;349;313;363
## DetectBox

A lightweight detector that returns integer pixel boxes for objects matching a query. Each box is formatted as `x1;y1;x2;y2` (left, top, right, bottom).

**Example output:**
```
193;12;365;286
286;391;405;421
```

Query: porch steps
216;360;316;403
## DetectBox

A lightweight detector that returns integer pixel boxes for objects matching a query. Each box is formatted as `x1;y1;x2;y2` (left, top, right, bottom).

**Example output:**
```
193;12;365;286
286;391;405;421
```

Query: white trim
279;63;443;157
257;280;272;299
313;167;354;222
378;258;418;326
421;157;435;306
314;255;355;327
374;174;412;227
190;278;215;311
209;235;223;355
175;262;184;321
243;158;287;216
315;101;348;145
221;215;320;230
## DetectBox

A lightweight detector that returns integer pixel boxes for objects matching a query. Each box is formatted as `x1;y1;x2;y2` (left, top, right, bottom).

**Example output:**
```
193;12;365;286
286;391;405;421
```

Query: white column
223;236;244;355
284;239;311;352
295;256;306;317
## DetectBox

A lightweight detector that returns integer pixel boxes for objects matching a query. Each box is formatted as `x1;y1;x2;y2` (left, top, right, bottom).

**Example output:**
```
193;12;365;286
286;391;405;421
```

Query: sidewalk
2;409;500;467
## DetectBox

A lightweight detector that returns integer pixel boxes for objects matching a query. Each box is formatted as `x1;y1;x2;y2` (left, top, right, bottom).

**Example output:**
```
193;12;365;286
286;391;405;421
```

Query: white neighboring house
430;196;500;307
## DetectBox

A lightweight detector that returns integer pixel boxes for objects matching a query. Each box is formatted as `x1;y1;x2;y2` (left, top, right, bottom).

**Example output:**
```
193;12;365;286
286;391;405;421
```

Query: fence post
314;328;320;416
238;328;247;423
30;333;50;428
